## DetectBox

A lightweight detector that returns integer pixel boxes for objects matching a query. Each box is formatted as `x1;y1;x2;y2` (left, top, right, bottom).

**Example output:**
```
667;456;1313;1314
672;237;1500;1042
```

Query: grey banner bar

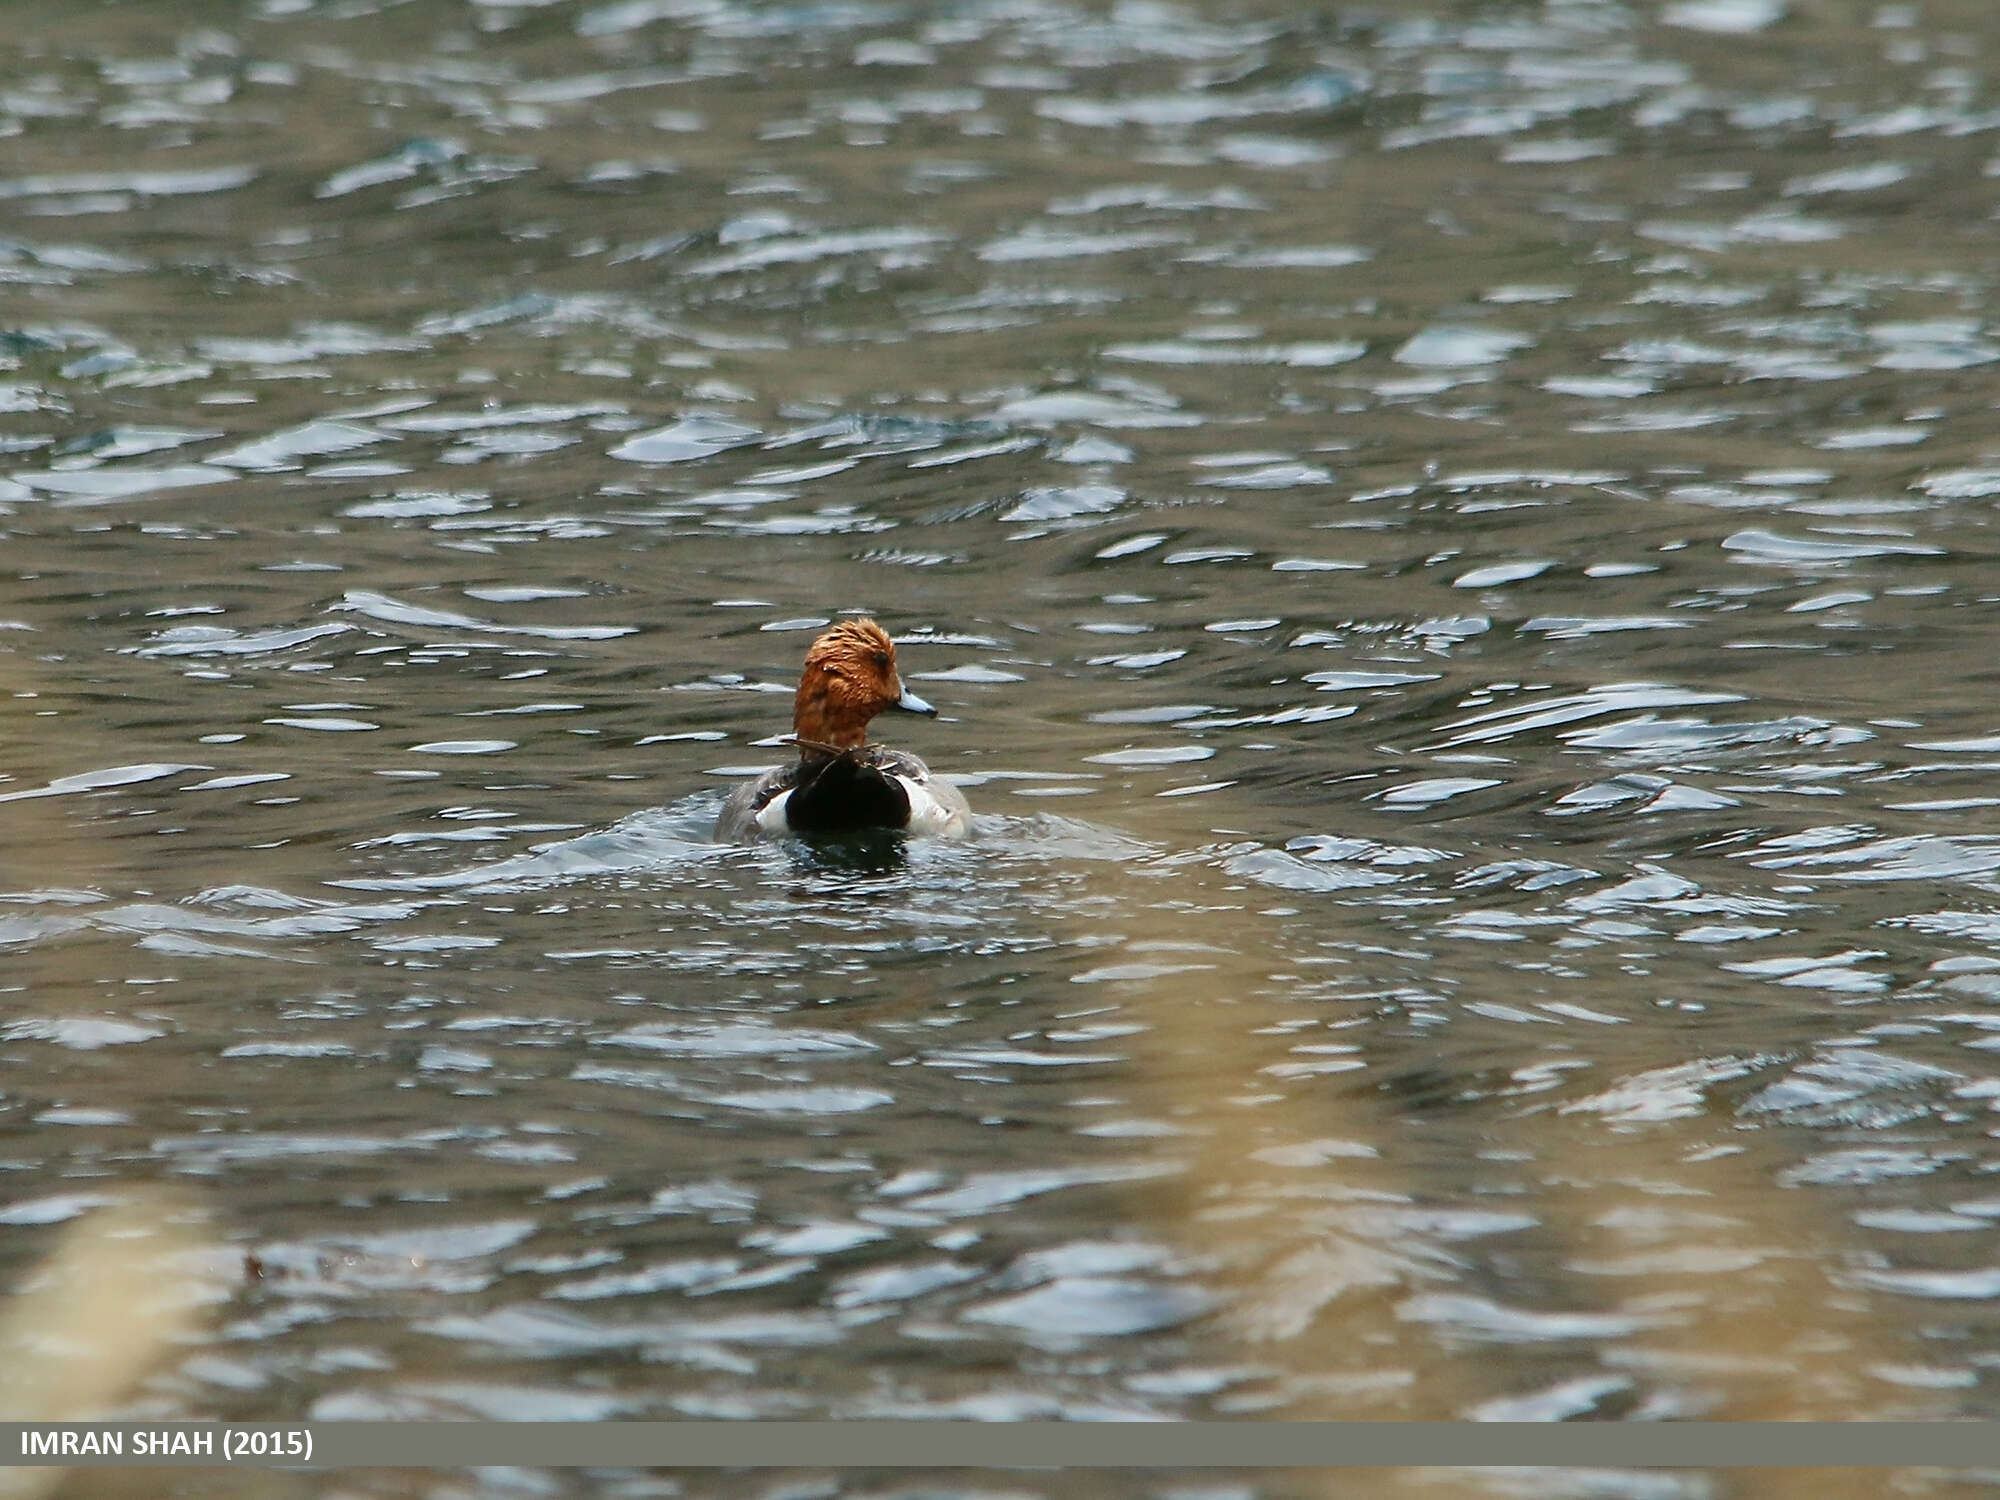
2;1423;1998;1469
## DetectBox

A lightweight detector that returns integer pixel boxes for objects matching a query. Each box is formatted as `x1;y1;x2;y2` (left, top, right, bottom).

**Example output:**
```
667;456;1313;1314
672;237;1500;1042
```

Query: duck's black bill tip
894;686;938;716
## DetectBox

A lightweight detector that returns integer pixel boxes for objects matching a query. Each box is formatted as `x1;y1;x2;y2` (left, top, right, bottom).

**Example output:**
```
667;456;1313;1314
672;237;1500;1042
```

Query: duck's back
714;747;969;841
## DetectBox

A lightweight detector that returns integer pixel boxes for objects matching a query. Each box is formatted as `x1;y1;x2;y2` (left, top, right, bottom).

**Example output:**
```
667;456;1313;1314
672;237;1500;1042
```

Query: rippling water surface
10;0;2000;1486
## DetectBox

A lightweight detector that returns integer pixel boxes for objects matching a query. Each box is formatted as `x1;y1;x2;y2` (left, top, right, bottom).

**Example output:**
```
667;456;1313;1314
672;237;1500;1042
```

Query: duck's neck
793;679;867;751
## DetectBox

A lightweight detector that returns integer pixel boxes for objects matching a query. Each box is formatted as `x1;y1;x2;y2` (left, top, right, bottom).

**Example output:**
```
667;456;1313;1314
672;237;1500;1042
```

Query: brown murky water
8;0;2000;1491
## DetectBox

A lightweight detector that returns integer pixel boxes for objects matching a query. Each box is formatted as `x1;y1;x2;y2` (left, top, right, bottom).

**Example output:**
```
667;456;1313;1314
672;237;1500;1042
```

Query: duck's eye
872;650;891;669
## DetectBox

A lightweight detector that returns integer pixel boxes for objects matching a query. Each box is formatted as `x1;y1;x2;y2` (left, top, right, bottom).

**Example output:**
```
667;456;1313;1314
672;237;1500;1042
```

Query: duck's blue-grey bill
895;686;937;716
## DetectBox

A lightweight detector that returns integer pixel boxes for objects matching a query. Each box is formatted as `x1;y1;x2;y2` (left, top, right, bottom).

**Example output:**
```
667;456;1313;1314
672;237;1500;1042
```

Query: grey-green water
7;0;2000;1490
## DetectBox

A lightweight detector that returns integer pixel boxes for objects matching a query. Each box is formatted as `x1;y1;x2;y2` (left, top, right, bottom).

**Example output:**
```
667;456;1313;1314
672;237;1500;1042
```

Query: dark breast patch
784;748;913;833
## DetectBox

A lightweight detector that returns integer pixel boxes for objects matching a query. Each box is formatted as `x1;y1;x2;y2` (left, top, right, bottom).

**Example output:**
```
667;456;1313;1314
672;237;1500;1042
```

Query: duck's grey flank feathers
872;746;971;838
714;764;796;843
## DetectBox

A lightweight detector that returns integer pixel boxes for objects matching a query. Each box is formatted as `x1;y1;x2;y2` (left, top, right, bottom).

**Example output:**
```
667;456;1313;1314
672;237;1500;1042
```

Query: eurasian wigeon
714;618;972;842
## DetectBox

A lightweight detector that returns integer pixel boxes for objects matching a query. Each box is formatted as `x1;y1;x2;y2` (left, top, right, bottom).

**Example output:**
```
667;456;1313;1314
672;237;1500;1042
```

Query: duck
714;617;972;842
